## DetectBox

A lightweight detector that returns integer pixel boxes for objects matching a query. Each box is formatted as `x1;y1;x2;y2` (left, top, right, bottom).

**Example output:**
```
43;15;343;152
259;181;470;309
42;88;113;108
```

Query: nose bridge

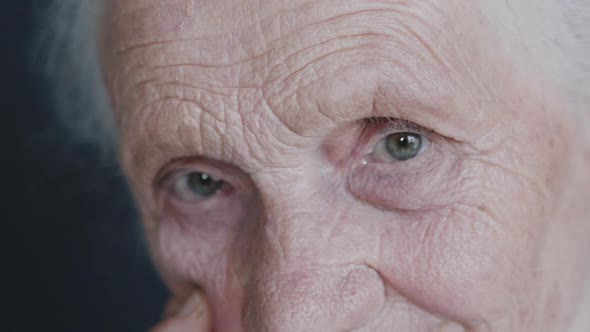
255;175;328;263
250;175;372;267
242;181;385;331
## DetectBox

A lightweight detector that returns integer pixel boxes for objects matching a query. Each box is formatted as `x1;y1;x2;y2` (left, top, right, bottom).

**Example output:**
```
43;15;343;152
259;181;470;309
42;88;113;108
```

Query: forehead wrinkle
107;0;474;111
107;0;315;58
107;0;458;80
109;0;510;176
123;84;314;175
261;44;381;136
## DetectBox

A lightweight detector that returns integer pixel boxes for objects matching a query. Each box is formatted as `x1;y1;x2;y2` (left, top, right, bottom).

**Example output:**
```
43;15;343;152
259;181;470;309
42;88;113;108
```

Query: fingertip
150;316;211;332
152;291;212;331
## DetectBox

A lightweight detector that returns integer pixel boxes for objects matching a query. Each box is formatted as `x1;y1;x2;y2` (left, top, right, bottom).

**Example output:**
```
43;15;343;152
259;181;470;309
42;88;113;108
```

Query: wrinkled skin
100;0;590;330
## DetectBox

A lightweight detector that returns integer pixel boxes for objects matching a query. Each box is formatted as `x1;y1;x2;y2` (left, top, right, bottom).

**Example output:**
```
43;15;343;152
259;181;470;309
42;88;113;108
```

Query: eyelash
362;117;431;131
359;118;433;152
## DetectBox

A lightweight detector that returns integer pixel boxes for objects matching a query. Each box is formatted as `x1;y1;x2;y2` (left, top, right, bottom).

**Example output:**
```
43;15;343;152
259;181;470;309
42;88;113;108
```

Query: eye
372;132;426;162
385;132;423;160
172;172;225;201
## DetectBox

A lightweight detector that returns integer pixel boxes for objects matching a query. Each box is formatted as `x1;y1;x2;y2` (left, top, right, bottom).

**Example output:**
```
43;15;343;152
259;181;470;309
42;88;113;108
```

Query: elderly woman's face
101;0;590;330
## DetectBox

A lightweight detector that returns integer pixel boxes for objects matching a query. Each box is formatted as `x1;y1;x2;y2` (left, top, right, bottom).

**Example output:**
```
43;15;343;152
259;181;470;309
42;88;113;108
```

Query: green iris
385;132;423;161
186;172;224;197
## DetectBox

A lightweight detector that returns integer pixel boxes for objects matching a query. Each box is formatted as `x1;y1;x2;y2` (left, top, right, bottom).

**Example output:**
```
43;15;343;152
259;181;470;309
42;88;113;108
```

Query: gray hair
35;0;115;157
561;0;590;145
37;0;590;153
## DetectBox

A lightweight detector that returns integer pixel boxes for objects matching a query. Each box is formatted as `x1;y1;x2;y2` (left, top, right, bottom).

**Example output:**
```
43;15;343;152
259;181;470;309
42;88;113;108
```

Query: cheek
147;189;262;298
376;206;510;320
369;162;548;324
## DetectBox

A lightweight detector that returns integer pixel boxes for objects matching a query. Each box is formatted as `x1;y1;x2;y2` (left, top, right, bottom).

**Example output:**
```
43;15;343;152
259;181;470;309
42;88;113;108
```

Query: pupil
200;174;212;185
397;136;409;148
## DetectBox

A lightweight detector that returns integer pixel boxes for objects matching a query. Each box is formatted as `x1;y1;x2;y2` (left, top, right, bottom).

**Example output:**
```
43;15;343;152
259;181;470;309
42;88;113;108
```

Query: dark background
4;2;168;331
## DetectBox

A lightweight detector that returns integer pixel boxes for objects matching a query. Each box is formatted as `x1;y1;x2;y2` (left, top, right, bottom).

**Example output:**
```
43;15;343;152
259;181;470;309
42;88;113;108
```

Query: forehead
105;0;465;49
101;0;513;173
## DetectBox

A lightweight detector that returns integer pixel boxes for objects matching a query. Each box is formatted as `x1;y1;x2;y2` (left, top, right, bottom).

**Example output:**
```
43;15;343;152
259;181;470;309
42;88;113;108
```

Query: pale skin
100;0;590;330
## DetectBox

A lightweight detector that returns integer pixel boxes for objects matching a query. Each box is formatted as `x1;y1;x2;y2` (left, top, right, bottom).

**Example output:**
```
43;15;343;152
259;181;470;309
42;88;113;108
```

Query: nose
244;262;385;331
238;173;386;331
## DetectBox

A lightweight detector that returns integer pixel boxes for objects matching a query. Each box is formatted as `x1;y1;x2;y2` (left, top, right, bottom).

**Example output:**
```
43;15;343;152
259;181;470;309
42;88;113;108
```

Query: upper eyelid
159;168;226;192
363;117;432;132
155;167;191;190
359;117;434;144
154;158;223;188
